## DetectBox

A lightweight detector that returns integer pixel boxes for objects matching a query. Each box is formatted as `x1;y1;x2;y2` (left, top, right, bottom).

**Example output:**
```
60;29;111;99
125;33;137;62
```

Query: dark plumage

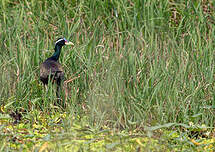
40;38;74;100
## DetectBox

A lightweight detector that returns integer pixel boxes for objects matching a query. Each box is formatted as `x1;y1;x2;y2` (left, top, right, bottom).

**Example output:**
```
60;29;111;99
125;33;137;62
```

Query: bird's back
40;59;64;85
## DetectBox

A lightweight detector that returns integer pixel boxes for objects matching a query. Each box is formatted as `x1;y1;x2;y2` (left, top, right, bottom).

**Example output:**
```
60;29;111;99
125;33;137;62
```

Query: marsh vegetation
0;0;215;151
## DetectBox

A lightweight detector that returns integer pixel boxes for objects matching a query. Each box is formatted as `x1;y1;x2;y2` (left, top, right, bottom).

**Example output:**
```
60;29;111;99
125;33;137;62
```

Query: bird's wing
40;60;64;78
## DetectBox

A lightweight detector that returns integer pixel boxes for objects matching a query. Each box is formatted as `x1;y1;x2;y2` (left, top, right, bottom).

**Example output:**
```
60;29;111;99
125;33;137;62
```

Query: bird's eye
63;38;68;42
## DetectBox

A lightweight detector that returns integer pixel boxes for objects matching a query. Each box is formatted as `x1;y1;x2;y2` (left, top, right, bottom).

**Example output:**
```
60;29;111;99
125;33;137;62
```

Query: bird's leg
55;72;65;107
56;85;61;102
56;79;63;106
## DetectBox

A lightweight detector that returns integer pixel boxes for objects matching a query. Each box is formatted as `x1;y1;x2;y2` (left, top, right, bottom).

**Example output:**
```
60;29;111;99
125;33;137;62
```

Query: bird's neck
50;45;62;61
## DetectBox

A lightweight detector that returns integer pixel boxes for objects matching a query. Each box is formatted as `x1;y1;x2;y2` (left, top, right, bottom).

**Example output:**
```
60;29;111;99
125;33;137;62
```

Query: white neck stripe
55;38;64;44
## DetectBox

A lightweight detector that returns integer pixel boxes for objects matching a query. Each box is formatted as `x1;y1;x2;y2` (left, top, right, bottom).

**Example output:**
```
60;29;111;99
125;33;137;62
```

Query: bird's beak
65;41;74;46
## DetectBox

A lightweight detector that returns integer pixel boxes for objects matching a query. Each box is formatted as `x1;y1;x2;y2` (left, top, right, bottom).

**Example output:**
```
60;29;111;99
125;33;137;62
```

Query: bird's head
55;38;74;46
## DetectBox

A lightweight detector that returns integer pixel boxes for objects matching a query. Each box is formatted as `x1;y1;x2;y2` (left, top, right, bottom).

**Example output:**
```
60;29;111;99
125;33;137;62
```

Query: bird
40;38;74;103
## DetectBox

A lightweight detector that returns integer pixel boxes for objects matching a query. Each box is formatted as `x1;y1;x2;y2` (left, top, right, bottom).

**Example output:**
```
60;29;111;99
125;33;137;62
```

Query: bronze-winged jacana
40;38;74;102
